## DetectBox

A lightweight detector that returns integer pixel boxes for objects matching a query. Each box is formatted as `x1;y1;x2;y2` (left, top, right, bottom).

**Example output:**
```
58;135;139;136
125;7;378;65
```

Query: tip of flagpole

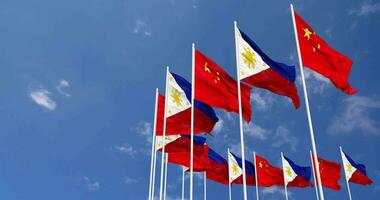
156;88;158;92
166;66;169;72
192;42;195;48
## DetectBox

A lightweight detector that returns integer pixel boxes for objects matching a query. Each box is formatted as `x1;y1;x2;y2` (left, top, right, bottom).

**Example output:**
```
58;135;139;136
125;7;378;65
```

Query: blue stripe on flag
231;152;255;175
284;156;311;181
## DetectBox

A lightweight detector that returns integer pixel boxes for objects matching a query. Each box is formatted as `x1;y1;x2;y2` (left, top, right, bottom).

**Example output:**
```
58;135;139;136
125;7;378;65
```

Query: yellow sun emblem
242;47;256;70
285;166;293;177
170;89;182;107
232;164;240;174
346;162;353;173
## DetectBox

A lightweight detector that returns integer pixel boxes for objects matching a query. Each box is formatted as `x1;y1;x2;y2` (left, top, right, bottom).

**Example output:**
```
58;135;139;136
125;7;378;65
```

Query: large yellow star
170;89;182;107
242;47;256;70
259;161;263;168
204;62;211;73
304;28;312;40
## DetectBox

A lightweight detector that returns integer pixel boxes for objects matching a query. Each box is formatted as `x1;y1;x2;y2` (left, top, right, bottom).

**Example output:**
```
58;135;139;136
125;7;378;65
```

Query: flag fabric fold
313;156;342;190
294;12;357;95
236;27;301;108
156;135;206;154
195;49;252;122
167;145;209;172
341;150;373;185
255;155;284;186
282;155;313;187
206;148;229;185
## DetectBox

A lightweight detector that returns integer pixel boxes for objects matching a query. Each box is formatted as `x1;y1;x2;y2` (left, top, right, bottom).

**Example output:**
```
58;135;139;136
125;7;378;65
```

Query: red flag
167;145;209;172
206;148;229;185
256;155;284;187
313;156;342;190
294;12;357;94
195;49;252;122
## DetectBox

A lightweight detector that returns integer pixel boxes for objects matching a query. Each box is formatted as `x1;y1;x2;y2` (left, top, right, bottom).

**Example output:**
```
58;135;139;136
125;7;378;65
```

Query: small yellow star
304;28;312;40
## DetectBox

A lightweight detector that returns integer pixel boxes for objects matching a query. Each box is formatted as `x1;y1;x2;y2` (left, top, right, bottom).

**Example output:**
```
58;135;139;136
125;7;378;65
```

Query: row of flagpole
145;4;356;200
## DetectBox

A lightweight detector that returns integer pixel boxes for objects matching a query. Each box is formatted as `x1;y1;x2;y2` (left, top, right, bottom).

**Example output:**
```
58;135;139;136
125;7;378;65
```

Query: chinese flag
195;49;252;122
255;155;284;187
294;12;357;95
313;156;342;190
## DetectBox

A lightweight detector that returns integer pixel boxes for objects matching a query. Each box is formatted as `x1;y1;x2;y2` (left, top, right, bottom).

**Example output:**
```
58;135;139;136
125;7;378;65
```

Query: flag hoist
290;4;324;199
148;89;159;200
233;21;249;200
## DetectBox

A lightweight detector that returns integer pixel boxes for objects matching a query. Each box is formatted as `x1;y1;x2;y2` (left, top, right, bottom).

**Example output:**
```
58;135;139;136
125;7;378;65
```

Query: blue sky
0;0;380;199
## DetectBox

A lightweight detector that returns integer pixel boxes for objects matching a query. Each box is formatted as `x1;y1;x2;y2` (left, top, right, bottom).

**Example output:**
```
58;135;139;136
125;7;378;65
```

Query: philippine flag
228;151;255;185
281;155;313;187
235;25;300;108
159;71;218;135
340;149;373;185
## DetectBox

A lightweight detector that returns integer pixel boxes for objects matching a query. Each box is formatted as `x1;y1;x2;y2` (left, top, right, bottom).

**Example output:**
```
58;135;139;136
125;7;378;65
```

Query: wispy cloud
328;95;380;135
251;92;275;111
56;79;71;97
262;187;292;197
132;20;151;36
349;1;380;16
272;126;298;152
212;119;224;135
136;121;153;142
29;89;57;111
244;123;270;140
302;68;330;94
83;176;100;191
113;143;137;157
124;176;141;184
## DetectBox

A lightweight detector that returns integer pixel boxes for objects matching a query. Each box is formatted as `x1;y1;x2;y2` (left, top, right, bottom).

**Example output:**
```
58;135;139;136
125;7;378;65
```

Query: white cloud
56;79;71;97
83;176;100;191
324;27;333;38
136;122;153;142
272;126;298;152
114;144;137;157
124;176;141;184
29;89;57;111
132;20;151;36
302;68;330;94
251;92;275;111
328;95;380;135
349;1;380;16
244;122;269;140
212;119;223;135
262;187;292;197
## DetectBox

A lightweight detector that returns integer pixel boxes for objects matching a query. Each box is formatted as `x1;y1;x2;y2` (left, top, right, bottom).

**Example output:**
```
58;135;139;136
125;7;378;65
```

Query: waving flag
228;152;255;185
195;49;252;122
281;155;313;187
313;156;342;190
294;12;357;94
206;148;229;185
167;145;209;172
255;155;284;186
235;26;300;108
156;135;206;154
155;72;219;135
340;149;373;185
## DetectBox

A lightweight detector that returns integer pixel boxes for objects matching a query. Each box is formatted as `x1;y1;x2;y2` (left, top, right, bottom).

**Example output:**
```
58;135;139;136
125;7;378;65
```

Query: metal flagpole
151;137;158;200
233;20;248;200
290;4;325;200
280;152;289;200
310;151;320;200
148;89;159;200
164;154;168;200
340;146;353;200
253;152;259;200
204;172;207;200
228;148;232;200
182;167;185;200
190;43;195;200
159;67;170;200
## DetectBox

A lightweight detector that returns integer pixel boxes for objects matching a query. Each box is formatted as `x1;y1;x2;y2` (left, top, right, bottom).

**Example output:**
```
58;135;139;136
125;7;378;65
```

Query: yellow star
170;89;182;107
259;161;263;168
242;47;256;70
303;28;312;40
313;43;321;52
285;167;293;177
204;63;211;73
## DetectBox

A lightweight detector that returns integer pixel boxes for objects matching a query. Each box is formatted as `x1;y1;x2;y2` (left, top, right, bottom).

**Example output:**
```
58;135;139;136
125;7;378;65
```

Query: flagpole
204;172;207;200
182;167;185;200
228;148;232;200
290;4;325;200
151;136;158;200
234;20;248;200
190;43;195;200
253;152;259;200
163;154;168;200
340;146;353;200
280;152;289;200
148;89;159;200
310;151;320;200
159;67;170;200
